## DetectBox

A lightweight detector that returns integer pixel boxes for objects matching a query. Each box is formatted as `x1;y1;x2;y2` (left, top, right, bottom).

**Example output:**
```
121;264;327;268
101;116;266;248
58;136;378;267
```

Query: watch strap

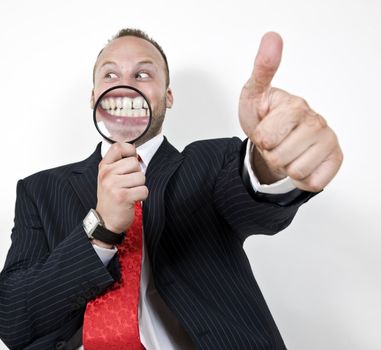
92;225;125;245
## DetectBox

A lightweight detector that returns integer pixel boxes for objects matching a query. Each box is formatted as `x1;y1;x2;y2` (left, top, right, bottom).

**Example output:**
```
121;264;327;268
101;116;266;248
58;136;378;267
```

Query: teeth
120;108;128;117
100;96;149;117
101;99;110;110
123;97;132;109
132;96;143;109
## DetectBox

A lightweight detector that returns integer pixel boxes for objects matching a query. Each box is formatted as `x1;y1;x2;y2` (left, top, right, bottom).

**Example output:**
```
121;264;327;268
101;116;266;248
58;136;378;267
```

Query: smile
100;96;149;117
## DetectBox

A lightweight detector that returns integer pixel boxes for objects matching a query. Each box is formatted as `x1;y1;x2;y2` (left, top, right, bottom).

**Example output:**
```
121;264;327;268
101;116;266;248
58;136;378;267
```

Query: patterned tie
82;201;145;350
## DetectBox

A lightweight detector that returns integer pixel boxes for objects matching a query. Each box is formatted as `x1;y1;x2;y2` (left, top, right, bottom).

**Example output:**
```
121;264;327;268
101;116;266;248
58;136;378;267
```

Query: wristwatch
83;209;124;245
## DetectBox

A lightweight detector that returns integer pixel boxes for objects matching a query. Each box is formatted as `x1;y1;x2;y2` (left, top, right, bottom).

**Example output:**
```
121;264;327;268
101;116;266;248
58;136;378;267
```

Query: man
0;28;343;349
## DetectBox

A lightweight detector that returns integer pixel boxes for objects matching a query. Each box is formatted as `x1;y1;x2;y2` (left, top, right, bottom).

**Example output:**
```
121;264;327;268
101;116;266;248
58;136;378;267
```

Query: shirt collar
101;133;164;171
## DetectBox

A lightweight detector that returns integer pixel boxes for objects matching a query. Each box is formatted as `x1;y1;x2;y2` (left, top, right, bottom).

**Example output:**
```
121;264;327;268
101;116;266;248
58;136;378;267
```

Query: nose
119;73;140;88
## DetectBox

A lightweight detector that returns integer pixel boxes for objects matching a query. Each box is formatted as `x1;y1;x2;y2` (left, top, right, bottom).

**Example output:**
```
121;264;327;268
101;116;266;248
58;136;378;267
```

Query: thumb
251;32;283;97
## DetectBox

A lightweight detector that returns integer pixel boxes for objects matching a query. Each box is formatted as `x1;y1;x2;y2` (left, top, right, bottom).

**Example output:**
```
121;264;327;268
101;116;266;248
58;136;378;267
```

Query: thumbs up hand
239;32;343;192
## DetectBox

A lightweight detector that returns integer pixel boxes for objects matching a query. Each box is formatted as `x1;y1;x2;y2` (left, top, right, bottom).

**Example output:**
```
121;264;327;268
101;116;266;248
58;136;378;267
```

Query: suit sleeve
0;179;116;349
214;137;315;243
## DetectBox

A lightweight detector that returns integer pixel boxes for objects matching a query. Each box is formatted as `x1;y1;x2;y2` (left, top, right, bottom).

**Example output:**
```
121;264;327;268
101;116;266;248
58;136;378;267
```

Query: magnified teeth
123;97;132;109
116;97;122;109
101;99;110;109
100;96;149;117
133;96;143;109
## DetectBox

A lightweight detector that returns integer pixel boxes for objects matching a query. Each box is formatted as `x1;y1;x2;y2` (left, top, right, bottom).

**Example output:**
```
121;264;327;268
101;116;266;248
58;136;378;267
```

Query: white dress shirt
83;135;295;350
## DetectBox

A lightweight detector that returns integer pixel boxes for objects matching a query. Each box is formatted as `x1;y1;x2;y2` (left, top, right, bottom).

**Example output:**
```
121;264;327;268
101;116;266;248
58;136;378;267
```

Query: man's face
92;36;173;145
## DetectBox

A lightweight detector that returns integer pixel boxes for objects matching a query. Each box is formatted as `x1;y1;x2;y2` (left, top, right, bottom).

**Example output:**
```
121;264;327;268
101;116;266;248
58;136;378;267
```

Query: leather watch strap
92;225;125;245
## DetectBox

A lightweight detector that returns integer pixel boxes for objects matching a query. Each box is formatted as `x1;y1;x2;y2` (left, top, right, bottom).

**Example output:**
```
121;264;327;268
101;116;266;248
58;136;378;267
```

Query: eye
136;71;150;79
105;72;118;80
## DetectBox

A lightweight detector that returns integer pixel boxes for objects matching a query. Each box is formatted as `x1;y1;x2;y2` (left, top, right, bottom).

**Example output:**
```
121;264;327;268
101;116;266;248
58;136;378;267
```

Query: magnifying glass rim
93;84;153;144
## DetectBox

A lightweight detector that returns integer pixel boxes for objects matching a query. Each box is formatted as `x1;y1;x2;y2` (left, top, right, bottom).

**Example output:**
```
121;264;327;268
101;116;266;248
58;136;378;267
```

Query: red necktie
82;202;145;350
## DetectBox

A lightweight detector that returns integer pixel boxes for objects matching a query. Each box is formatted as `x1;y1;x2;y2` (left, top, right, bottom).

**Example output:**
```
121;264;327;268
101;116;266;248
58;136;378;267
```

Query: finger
102;142;137;165
124;185;149;202
284;130;338;180
251;32;283;97
112;156;141;175
259;115;331;167
291;147;343;192
113;172;146;189
252;100;301;150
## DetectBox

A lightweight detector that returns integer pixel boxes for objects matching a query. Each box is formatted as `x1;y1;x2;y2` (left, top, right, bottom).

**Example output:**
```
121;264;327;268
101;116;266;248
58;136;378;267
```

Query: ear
90;90;95;109
166;87;174;108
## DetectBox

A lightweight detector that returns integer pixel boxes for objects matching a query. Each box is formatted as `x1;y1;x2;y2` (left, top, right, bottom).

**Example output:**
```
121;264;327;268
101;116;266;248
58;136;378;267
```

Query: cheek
144;88;164;106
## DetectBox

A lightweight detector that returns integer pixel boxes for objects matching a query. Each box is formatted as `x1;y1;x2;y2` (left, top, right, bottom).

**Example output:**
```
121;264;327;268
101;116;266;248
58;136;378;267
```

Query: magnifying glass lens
93;85;151;144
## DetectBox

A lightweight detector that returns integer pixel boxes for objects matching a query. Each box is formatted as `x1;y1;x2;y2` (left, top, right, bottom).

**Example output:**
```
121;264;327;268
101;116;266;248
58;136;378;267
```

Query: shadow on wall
164;68;243;150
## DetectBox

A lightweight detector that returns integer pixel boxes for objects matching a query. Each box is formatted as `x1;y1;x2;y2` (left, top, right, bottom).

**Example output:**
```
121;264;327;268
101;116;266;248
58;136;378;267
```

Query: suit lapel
144;137;184;268
68;143;101;213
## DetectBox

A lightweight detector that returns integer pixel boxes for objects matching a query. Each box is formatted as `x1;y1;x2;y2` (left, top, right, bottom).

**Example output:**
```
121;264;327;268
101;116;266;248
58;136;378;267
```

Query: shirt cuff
244;139;296;194
92;244;117;266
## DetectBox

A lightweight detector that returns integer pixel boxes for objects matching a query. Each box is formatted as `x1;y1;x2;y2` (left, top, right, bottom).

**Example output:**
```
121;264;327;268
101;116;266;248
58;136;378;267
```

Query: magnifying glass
93;85;152;144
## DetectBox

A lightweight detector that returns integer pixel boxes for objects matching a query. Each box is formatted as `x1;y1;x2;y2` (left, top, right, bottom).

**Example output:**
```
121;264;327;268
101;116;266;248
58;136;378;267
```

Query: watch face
83;210;99;235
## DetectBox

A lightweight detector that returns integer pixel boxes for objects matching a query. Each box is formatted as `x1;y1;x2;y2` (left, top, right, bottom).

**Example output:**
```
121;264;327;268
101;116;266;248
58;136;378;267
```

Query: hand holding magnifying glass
92;85;151;238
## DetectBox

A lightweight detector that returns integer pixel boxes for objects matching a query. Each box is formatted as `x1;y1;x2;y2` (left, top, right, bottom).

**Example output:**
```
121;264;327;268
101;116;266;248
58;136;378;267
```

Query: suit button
55;341;66;349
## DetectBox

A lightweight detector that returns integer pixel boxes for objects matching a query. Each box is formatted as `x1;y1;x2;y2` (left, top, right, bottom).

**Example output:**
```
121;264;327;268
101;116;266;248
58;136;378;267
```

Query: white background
0;0;380;349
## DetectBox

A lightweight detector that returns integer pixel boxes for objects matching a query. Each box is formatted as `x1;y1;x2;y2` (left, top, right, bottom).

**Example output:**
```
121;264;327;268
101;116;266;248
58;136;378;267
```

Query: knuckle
98;169;109;184
306;177;324;192
252;129;263;146
336;147;344;165
98;161;108;174
129;143;137;153
306;113;327;130
132;157;140;169
328;129;340;147
126;157;139;170
111;142;123;154
288;164;307;180
253;129;273;149
142;186;149;198
291;96;308;111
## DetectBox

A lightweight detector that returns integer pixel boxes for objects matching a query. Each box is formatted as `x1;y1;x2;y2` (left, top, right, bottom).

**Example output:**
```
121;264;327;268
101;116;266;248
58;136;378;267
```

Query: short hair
93;28;170;87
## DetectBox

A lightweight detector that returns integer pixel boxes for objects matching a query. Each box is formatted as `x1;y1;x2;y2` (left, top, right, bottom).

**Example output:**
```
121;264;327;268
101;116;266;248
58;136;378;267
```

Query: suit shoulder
182;137;243;156
22;144;100;189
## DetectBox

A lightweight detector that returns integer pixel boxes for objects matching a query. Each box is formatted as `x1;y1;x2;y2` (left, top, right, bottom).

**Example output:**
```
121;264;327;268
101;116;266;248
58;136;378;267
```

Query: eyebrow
98;61;116;69
136;60;155;66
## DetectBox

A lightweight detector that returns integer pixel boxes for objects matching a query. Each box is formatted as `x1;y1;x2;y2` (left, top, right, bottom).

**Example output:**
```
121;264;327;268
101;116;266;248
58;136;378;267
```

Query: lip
100;92;142;99
97;106;149;127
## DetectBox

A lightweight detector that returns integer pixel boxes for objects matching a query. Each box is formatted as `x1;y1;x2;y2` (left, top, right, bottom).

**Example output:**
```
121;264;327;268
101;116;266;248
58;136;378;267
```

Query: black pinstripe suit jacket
0;137;309;350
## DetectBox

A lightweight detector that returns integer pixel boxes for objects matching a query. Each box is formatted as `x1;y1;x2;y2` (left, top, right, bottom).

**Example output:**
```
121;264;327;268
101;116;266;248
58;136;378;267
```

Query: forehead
96;36;165;70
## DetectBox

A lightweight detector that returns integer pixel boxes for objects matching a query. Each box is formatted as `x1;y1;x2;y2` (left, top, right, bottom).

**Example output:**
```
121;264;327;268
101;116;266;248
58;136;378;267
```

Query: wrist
91;239;113;250
83;209;125;245
250;146;285;184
